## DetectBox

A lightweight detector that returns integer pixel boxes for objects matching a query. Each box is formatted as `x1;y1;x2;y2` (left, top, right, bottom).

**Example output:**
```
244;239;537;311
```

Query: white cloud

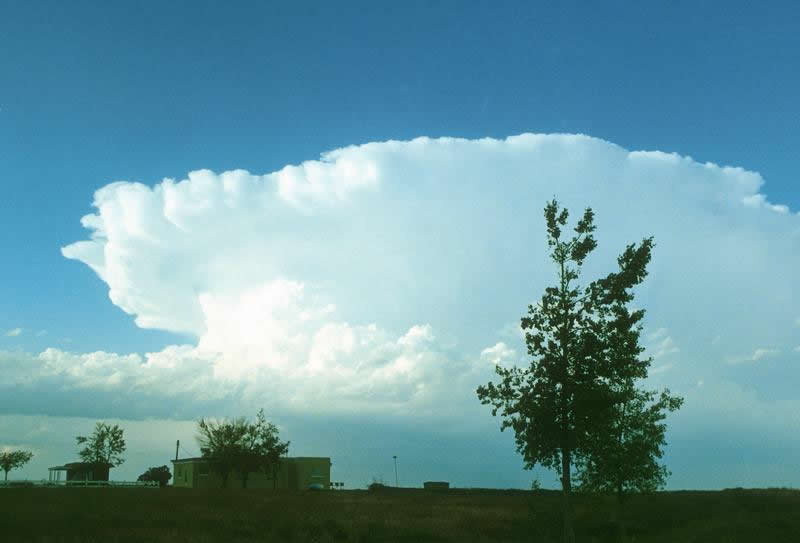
794;346;800;353
650;363;673;375
741;194;790;214
41;133;798;424
654;337;679;359
5;328;22;337
274;151;379;209
646;330;680;360
480;342;516;366
752;348;780;361
726;347;781;364
1;346;225;399
0;318;482;418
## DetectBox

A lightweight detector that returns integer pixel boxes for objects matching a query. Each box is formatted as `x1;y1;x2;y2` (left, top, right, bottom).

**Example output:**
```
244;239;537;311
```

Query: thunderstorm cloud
3;134;799;487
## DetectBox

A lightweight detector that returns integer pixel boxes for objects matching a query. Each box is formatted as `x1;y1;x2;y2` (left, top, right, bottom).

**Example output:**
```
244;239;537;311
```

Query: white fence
0;479;159;488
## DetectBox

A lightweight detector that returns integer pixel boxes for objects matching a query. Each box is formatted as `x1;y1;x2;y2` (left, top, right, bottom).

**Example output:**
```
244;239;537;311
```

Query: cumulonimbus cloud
8;133;794;422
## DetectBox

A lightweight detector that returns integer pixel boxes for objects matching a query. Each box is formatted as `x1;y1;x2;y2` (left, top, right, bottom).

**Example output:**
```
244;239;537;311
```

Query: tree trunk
558;256;576;543
561;449;576;543
616;484;627;542
3;470;7;482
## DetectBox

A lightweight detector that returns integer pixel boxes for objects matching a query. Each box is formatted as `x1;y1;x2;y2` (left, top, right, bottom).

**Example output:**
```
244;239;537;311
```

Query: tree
477;199;660;543
137;465;172;487
0;450;34;482
577;387;683;535
76;422;126;467
196;416;249;488
574;207;683;535
196;409;289;488
238;409;290;489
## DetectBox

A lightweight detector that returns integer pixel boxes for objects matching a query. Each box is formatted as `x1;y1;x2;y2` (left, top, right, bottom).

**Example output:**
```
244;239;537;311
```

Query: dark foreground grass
2;486;799;542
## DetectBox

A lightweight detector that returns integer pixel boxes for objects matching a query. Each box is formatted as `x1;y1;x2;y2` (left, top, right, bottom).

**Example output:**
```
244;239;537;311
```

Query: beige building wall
171;457;331;490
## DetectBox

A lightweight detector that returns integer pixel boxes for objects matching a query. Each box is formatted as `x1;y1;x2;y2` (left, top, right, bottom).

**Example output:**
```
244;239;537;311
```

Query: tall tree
0;450;34;482
76;422;126;467
477;199;657;543
196;409;289;488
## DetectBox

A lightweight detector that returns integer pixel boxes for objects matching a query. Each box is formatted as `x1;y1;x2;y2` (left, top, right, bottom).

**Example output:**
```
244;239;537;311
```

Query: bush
367;477;388;492
137;465;172;487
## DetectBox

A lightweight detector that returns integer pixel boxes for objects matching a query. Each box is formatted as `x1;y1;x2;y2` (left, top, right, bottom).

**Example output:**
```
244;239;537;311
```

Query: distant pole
393;455;398;487
175;440;180;461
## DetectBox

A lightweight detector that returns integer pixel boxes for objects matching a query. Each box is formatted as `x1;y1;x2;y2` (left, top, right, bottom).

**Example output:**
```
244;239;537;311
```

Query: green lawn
2;486;799;542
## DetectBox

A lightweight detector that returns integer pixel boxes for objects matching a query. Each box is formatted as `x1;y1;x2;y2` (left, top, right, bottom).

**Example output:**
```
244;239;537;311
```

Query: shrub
137;465;172;487
367;477;388;491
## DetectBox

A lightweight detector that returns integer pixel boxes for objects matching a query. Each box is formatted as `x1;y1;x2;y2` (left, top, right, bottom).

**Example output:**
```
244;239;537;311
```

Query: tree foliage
137;465;172;487
197;416;248;487
477;199;679;543
238;409;291;488
577;388;683;499
0;450;34;482
196;409;289;488
76;422;126;467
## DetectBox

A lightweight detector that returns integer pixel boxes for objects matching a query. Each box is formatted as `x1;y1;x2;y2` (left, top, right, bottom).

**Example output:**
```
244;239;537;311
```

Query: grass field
2;486;799;542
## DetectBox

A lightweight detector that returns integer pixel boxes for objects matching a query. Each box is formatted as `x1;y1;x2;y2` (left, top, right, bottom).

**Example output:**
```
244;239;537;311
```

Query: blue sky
1;1;798;489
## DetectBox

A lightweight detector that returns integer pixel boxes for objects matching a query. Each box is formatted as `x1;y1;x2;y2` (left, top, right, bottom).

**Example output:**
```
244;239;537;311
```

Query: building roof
171;457;205;464
48;461;113;470
171;456;330;464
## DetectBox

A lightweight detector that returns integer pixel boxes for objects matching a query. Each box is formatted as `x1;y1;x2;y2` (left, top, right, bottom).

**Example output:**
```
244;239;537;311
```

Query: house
171;456;331;489
47;462;112;482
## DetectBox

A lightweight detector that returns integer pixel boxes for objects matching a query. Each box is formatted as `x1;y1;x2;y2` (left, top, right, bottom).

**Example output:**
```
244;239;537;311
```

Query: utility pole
175;440;180;461
393;455;398;487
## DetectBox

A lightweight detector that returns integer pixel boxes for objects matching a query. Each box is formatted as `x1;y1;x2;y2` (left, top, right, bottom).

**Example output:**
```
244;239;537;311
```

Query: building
47;462;112;482
171;457;331;490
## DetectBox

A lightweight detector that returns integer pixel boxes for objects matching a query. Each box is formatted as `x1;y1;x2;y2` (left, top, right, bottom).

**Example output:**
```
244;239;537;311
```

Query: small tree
0;450;34;482
196;409;289;488
367;477;388;491
477;199;658;543
577;387;683;534
572;216;683;537
238;409;289;489
196;417;249;488
76;422;126;467
137;465;172;487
